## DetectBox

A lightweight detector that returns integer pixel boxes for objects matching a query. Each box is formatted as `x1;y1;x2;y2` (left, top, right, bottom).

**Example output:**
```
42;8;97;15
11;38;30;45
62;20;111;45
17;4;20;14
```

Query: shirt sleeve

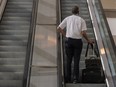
81;18;87;31
58;18;67;29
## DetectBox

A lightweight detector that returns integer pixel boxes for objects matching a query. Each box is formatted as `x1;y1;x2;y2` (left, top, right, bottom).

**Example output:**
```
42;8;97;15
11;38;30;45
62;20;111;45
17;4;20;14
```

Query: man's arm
57;17;67;36
81;31;93;44
57;27;66;37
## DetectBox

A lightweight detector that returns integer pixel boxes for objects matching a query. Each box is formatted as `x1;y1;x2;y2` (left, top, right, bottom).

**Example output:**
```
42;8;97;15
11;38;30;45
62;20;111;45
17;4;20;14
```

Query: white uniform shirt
58;15;87;39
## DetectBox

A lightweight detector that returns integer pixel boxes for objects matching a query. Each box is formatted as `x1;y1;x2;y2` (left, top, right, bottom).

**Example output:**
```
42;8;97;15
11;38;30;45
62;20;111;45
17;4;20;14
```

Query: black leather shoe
73;80;79;84
65;80;71;83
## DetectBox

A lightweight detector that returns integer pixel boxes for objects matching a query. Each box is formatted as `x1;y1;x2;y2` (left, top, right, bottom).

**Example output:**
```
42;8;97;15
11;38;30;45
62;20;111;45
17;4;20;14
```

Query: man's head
72;6;79;15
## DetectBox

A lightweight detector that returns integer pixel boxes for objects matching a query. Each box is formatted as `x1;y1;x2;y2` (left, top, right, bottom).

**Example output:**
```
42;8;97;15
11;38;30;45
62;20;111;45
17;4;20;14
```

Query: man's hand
81;31;94;44
87;39;94;44
57;27;66;37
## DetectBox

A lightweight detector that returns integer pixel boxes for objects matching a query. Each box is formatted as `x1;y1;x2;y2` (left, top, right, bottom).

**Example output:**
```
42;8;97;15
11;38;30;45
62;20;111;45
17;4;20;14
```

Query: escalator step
0;80;22;87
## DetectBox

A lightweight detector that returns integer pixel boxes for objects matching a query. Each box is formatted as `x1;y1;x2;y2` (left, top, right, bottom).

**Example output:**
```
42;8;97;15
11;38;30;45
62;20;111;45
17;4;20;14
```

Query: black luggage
82;68;105;83
85;43;101;69
82;43;105;83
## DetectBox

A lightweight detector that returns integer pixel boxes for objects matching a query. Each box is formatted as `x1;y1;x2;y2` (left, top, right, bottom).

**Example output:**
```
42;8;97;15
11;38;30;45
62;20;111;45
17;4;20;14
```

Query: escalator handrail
87;0;115;87
23;0;39;87
57;0;65;87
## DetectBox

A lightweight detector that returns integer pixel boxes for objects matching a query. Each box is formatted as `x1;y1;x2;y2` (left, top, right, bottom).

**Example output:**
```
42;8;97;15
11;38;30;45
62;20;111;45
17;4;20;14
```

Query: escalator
57;0;116;87
61;0;95;78
0;0;38;87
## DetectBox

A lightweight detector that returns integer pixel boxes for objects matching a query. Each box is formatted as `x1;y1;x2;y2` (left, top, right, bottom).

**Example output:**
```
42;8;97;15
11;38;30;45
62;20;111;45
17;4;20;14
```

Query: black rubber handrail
56;0;65;87
23;0;39;87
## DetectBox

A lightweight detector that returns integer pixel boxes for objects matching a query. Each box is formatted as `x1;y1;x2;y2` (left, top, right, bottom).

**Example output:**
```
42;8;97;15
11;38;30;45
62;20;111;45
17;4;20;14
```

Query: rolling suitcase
82;68;105;83
82;43;105;83
85;43;101;69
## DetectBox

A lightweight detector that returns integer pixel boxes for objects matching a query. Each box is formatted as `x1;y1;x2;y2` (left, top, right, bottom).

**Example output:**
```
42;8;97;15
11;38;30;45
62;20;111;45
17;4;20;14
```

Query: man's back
59;14;87;39
65;15;82;39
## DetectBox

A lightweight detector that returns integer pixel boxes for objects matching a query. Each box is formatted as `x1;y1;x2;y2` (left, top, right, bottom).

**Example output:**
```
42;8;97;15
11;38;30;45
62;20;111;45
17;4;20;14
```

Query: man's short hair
72;6;79;14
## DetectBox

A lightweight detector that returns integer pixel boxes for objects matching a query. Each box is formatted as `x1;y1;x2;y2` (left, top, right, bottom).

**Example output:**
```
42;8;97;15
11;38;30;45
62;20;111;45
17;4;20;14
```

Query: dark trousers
65;38;83;82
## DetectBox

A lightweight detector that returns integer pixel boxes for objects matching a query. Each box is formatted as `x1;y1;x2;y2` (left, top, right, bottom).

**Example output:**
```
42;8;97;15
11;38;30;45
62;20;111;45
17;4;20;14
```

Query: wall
101;0;116;18
107;18;116;44
101;0;116;45
101;0;116;10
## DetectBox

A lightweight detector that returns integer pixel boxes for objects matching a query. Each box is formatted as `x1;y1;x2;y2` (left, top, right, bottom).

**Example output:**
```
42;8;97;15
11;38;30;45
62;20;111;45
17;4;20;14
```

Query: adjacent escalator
0;0;36;87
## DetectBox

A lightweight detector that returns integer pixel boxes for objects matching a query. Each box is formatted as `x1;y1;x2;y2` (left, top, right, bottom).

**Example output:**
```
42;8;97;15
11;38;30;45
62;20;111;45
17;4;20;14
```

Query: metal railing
87;0;116;87
23;0;39;87
57;0;65;87
94;0;116;86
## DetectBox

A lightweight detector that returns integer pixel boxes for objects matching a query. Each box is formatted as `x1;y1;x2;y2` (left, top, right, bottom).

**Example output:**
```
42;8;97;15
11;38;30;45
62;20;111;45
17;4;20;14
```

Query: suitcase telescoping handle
85;43;99;57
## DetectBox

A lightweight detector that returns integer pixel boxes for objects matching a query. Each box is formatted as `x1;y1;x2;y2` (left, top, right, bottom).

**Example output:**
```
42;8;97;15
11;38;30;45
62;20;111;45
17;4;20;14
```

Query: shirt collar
73;14;79;16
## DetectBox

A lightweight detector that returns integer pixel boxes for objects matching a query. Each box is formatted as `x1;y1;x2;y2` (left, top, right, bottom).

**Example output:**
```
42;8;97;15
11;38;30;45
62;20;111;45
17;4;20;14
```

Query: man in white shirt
57;6;93;83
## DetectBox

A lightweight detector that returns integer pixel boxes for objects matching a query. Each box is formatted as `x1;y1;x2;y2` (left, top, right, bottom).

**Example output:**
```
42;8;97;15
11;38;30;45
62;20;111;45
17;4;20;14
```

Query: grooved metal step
0;30;29;35
0;65;24;72
66;84;106;87
0;72;23;80
0;80;22;87
0;25;30;30
0;52;26;58
5;8;32;12
1;21;30;25
0;58;25;65
4;13;31;17
6;5;32;9
0;46;26;51
2;17;30;21
8;2;32;5
0;35;28;40
0;40;27;46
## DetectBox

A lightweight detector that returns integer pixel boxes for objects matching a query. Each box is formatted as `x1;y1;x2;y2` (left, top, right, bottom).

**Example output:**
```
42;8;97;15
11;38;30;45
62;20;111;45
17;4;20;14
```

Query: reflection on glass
100;48;105;54
92;0;116;83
